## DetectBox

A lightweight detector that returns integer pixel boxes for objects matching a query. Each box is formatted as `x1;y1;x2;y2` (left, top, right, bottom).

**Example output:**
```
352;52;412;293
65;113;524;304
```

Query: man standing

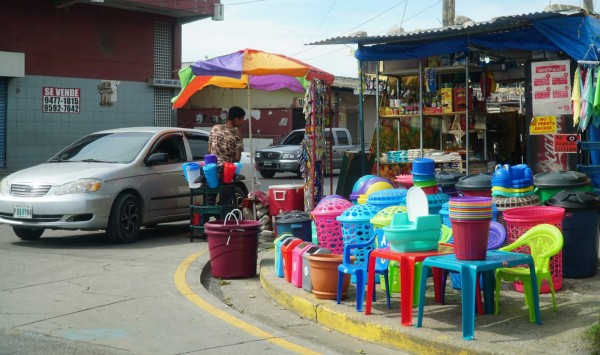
205;106;245;206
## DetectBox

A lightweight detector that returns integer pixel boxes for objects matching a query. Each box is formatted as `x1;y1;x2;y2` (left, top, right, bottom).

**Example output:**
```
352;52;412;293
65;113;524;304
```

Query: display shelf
381;64;483;77
380;111;487;119
189;184;236;242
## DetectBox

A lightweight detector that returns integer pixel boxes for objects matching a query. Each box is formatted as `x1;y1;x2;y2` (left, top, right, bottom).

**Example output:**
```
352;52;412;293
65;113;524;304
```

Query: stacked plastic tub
409;158;450;214
490;164;540;227
336;204;382;282
311;196;353;254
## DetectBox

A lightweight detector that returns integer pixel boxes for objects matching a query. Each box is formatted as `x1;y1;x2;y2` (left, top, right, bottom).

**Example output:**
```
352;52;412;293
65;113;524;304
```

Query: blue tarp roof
354;15;600;62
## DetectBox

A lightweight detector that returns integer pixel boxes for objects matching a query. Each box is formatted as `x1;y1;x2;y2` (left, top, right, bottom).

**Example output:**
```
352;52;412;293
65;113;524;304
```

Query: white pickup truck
254;128;359;178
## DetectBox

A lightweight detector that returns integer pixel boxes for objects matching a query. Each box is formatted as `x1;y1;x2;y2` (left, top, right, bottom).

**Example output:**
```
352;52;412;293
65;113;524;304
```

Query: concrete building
0;0;220;174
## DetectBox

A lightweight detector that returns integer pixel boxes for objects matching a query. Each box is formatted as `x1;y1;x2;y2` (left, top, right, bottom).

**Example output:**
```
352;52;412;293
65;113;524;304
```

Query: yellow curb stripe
174;251;320;355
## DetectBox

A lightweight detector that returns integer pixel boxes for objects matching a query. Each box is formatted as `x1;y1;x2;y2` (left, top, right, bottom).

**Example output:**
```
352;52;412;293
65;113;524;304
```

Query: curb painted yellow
175;251;321;355
259;257;479;355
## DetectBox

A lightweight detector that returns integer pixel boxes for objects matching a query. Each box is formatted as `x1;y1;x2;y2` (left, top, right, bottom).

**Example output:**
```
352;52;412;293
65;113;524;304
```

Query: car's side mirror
146;152;169;165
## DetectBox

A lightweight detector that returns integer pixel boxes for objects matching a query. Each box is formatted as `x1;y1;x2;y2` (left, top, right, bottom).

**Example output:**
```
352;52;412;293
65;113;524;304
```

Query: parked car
0;127;251;243
254;128;359;178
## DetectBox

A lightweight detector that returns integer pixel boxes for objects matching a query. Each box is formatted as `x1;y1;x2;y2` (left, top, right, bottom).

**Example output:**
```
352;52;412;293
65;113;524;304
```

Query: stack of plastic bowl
349;175;378;204
395;174;414;189
440;201;499;228
366;188;407;209
356;178;396;204
490;164;540;226
448;196;493;260
411;158;438;195
336;204;382;282
311;197;353;254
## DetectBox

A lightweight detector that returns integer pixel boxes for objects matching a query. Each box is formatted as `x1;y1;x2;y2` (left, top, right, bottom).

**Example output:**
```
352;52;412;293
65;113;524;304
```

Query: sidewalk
209;238;599;354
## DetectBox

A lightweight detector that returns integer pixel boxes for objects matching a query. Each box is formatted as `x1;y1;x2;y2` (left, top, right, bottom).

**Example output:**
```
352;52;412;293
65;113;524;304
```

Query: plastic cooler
302;247;331;292
275;211;312;242
269;183;304;220
336;204;382;282
311;197;353;254
281;238;303;282
274;233;294;278
455;173;493;197
533;170;592;204
546;191;600;278
291;242;315;288
502;206;565;293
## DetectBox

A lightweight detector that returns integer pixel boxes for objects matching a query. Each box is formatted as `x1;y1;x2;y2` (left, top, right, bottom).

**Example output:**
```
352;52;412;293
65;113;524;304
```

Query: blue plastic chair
337;235;391;312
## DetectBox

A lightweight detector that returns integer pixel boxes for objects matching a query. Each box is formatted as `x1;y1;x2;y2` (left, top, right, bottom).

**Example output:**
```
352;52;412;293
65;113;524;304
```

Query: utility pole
583;0;594;12
443;0;455;26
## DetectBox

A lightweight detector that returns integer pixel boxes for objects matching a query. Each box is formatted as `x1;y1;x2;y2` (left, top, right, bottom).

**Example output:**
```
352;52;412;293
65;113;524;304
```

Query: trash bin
281;238;303;282
274;233;294;278
204;219;261;279
302;247;331;292
291;242;316;288
311;197;353;254
436;171;465;197
455;173;493;197
275;211;312;242
534;170;592;204
546;191;600;278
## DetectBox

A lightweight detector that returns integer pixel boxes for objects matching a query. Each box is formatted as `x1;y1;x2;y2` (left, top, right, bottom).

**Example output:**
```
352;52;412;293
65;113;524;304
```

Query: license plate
13;205;33;219
263;161;273;167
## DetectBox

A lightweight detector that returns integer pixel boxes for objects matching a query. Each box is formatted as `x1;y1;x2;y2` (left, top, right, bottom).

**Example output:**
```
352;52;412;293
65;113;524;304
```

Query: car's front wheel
259;169;276;178
107;193;141;244
13;227;44;240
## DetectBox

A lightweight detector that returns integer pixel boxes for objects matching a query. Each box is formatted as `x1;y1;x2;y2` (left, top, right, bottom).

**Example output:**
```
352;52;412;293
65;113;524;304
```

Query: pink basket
502;206;565;293
450;219;491;260
311;198;353;255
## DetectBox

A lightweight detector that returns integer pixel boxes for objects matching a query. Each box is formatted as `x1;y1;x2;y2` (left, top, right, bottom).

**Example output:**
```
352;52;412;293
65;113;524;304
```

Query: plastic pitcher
223;162;236;184
183;162;201;189
205;154;217;165
203;163;219;188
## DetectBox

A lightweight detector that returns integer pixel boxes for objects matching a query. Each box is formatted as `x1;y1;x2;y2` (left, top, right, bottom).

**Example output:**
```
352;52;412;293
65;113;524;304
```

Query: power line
341;0;408;36
290;0;338;57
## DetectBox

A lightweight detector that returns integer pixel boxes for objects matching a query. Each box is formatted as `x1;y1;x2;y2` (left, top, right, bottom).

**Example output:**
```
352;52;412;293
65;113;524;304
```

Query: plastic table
416;250;541;340
365;246;453;326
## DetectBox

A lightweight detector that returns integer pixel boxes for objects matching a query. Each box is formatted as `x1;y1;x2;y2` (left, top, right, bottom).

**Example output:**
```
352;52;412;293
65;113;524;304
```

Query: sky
181;0;595;78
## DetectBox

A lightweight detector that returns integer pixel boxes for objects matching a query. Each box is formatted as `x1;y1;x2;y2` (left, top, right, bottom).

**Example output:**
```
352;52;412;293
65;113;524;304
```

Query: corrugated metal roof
309;9;587;46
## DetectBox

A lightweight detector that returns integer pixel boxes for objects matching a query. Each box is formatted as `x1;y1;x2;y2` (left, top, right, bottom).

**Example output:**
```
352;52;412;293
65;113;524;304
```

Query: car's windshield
48;132;154;163
281;131;304;145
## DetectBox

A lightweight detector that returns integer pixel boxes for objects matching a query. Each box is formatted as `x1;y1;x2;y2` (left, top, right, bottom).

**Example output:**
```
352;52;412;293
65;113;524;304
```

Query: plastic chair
494;224;564;322
337;236;391;312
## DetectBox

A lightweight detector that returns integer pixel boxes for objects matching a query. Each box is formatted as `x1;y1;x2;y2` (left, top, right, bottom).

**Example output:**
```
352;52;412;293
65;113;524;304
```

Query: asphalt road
0;221;398;355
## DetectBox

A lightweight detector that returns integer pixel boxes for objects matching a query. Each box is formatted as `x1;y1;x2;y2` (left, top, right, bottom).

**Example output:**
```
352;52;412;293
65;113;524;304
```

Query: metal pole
419;61;423;157
465;60;470;174
375;63;381;176
358;57;365;176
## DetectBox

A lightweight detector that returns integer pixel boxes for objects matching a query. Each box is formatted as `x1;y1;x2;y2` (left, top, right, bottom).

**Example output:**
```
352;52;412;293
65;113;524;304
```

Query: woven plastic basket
502;206;565;293
311;197;353;254
450;219;491;260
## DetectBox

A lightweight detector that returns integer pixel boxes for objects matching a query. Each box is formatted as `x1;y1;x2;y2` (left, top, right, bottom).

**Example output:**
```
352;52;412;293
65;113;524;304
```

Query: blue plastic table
416;250;542;340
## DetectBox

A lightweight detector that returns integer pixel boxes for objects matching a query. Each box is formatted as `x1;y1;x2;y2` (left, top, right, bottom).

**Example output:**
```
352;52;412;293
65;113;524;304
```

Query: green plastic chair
494;224;564;322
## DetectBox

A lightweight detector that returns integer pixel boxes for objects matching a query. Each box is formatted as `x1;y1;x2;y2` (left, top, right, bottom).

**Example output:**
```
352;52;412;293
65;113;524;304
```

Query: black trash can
534;170;591;204
436;171;464;197
546;191;600;278
455;173;493;197
275;211;312;242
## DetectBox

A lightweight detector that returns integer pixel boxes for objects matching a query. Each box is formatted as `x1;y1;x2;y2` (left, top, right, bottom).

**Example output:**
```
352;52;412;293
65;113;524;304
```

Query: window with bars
154;22;173;126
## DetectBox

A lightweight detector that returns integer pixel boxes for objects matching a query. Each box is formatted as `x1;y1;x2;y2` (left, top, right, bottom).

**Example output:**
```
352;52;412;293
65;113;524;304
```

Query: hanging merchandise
572;67;582;127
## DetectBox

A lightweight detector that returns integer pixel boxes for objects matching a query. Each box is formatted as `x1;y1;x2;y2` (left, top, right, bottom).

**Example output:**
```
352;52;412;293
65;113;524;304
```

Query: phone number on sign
43;97;80;113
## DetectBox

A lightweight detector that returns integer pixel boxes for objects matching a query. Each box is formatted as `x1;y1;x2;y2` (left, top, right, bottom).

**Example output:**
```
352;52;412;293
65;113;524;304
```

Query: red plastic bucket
205;219;261;279
450;219;491;260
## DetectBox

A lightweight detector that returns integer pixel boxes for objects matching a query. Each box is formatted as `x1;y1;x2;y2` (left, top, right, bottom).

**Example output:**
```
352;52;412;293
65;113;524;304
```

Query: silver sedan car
0;127;250;243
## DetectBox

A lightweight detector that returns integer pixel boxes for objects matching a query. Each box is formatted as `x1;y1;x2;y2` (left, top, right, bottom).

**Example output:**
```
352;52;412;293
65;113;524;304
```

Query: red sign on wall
553;134;579;153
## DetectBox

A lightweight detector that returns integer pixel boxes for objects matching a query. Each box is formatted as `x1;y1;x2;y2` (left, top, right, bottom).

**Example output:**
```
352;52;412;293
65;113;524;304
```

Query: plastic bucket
450;219;491;260
204;220;261;279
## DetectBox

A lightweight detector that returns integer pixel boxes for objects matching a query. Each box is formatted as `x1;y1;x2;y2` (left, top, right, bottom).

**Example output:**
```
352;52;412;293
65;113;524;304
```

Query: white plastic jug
183;163;201;189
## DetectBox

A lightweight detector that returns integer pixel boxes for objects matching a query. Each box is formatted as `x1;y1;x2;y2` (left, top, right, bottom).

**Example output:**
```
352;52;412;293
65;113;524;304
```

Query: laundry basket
311;197;353;254
502;206;565;293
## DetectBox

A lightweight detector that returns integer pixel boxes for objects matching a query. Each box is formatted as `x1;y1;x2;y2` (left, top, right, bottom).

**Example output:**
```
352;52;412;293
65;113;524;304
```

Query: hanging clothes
593;67;600;128
572;67;582;127
580;68;596;131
